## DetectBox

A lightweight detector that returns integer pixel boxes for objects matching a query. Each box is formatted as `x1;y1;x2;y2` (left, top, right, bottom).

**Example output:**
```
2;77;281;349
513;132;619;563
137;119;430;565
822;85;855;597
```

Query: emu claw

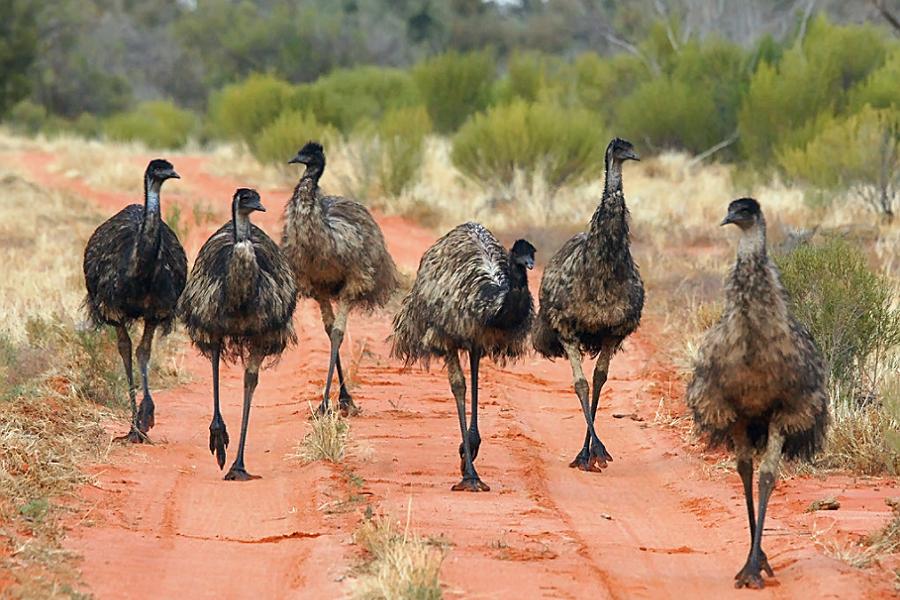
209;420;229;470
569;443;612;472
224;465;259;481
339;396;360;417
115;426;151;444
734;551;773;589
137;396;155;433
451;477;490;492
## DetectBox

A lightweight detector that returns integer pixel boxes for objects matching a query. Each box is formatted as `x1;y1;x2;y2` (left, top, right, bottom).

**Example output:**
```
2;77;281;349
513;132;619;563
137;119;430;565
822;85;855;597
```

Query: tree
0;0;38;116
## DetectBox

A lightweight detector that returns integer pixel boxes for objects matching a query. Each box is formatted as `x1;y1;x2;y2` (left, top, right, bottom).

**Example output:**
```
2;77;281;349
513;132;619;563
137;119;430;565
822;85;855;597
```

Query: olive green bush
413;50;496;134
253;110;337;166
105;100;196;149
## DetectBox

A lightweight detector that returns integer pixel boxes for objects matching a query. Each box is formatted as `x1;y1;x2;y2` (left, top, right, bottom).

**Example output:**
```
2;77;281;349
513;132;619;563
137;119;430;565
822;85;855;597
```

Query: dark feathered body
179;222;297;362
84;204;187;332
534;189;644;358
392;222;534;365
686;225;829;461
281;177;399;308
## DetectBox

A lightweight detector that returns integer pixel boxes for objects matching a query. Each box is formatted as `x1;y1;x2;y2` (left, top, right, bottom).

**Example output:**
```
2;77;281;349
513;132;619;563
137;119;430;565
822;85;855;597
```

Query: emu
391;223;535;491
282;142;400;416
687;198;829;589
83;159;186;443
533;138;642;472
178;189;297;480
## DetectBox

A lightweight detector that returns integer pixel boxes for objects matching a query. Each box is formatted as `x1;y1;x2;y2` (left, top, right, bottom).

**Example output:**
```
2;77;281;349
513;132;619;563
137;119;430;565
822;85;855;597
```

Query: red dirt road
7;151;898;599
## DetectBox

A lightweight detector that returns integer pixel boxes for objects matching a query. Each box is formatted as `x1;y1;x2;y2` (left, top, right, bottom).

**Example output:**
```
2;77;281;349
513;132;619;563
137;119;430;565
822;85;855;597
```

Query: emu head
145;159;179;183
510;239;536;270
233;188;266;216
288;141;325;168
721;198;763;231
605;138;640;164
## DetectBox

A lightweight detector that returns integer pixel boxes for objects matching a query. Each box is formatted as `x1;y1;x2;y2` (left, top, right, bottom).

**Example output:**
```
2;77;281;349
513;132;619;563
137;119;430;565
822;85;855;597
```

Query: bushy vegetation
377;106;432;197
105;100;197;149
413;50;496;134
451;100;604;194
776;238;900;474
253;110;337;167
208;74;295;147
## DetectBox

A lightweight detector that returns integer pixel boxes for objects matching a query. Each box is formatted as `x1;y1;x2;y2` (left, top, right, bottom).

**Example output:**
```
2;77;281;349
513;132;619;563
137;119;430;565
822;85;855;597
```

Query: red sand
4;150;897;598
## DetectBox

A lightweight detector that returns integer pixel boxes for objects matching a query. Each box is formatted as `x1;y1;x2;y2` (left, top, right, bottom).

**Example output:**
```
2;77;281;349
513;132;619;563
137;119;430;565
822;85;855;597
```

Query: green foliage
618;77;716;153
776;238;900;401
573;52;649;122
414;50;496;134
208;74;295;145
105;101;196;149
253;110;337;166
5;99;49;136
451;100;604;193
849;45;900;112
780;106;898;216
377;106;431;197
739;16;889;166
0;0;38;116
294;66;420;133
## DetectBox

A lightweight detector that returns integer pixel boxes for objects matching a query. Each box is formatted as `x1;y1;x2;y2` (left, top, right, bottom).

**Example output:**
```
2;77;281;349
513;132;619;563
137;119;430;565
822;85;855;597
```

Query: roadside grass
0;168;186;597
351;507;446;600
292;408;351;464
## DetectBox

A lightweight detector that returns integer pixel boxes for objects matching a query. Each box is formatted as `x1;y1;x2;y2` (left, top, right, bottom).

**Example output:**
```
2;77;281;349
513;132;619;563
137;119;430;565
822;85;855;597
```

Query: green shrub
253;110;337;166
776;237;900;401
208;74;295;145
377;106;431;197
780;106;898;217
451;100;604;194
293;66;419;133
618;77;716;153
739;16;889;166
105;100;196;149
849;46;900;112
5;99;48;135
413;50;496;134
574;52;649;122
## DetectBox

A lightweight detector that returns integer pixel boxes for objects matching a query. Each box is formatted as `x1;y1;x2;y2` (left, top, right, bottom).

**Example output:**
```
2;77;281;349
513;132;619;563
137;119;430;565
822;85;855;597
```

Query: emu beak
254;203;267;213
624;149;640;161
288;155;303;165
720;214;733;226
167;169;181;180
526;258;535;270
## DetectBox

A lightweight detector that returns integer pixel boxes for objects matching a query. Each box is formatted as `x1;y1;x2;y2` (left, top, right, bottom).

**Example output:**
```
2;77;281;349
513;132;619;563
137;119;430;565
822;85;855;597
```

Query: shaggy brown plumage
179;189;297;480
392;222;535;491
83;158;186;442
281;141;400;416
687;198;829;589
533;138;643;472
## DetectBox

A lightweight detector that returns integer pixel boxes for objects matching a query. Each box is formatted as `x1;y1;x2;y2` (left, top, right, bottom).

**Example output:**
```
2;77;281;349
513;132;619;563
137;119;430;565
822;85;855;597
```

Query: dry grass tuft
352;507;446;600
293;408;351;464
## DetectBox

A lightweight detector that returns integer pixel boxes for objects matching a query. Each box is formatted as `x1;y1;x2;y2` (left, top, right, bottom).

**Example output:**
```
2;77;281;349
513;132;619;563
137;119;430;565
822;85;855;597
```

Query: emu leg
458;349;482;475
316;302;357;416
448;352;488;492
113;325;146;443
735;429;784;589
572;348;614;470
316;299;358;416
225;355;262;481
734;430;774;582
208;344;229;470
135;322;157;433
564;342;610;472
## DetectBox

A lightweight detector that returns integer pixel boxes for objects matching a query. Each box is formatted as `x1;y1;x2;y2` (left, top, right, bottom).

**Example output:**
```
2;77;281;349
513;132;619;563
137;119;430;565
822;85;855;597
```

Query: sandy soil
5;150;898;599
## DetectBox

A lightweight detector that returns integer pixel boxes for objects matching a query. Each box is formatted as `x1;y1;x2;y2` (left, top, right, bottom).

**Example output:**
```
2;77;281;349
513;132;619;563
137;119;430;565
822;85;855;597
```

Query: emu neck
587;162;630;261
142;176;162;236
737;219;767;262
293;164;323;202
131;176;163;279
232;207;252;243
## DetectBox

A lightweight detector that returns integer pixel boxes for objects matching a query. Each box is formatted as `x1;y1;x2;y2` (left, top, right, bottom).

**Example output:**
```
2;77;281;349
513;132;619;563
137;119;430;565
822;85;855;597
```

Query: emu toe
339;395;360;417
115;426;151;445
569;444;612;472
458;432;482;475
137;396;155;433
224;465;259;481
451;477;490;492
209;421;230;470
735;551;774;584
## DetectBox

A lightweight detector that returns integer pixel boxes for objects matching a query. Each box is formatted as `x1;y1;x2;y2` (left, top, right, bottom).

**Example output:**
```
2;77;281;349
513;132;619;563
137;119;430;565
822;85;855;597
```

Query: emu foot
568;443;613;472
734;552;774;589
114;426;151;444
137;396;155;433
458;432;482;475
339;395;360;417
209;419;229;470
224;464;260;481
735;551;774;589
451;477;490;492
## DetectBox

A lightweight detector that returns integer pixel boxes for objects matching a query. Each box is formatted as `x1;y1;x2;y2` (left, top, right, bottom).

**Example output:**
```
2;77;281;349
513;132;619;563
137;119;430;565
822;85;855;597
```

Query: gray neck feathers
603;153;623;199
233;211;252;243
737;217;767;261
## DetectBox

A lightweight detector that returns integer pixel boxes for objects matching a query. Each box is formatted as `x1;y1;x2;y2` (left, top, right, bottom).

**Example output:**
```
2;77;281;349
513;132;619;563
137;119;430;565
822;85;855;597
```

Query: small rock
805;497;841;512
600;513;613;520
